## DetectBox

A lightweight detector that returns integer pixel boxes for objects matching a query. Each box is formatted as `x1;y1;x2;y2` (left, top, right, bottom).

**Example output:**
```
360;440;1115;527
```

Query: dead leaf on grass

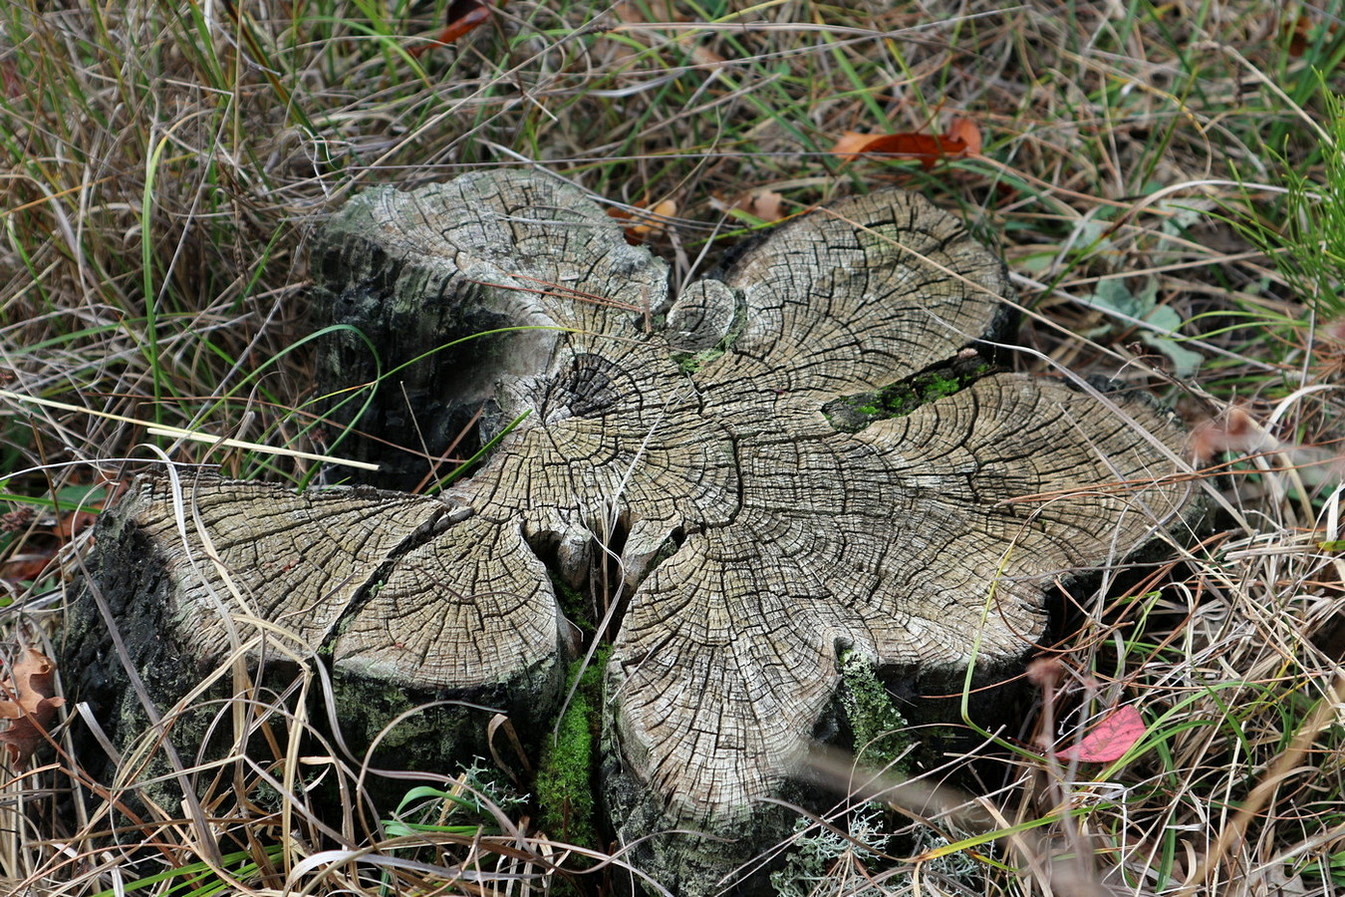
832;117;983;169
945;116;983;155
409;0;497;58
1;554;53;583
607;198;678;244
1;501;105;585
1285;12;1338;59
1189;407;1259;462
741;189;784;222
691;44;727;67
0;647;65;765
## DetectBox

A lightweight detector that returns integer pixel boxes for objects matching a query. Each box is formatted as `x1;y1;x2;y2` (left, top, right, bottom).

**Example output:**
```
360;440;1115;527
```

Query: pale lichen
839;651;911;771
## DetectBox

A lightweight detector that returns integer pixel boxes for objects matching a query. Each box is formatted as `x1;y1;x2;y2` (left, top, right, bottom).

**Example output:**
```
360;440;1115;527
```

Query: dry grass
2;0;1345;894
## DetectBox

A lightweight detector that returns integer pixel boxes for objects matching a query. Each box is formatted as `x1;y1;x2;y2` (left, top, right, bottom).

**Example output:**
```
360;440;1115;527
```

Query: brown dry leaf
51;508;99;541
738;189;784;223
1284;13;1338;59
1;553;54;583
831;121;981;169
1189;407;1258;462
607;198;678;244
691;44;727;67
610;2;687;68
409;0;495;59
1;500;106;585
831;130;874;160
0;647;65;765
946;116;983;155
0;59;18;100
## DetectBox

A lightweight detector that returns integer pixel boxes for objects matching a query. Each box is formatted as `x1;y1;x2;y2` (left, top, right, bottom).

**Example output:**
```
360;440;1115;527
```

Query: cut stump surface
67;170;1197;894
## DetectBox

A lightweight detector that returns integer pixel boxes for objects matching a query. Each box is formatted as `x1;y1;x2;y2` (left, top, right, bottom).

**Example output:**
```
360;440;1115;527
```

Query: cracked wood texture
60;474;573;825
69;170;1197;895
100;479;561;687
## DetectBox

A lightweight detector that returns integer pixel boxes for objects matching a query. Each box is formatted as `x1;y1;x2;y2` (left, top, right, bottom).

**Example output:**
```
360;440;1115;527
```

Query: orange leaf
945;117;983;156
830;130;969;169
0;648;65;765
1;552;54;584
727;189;785;223
1057;705;1145;763
409;0;494;58
831;130;874;160
608;198;678;244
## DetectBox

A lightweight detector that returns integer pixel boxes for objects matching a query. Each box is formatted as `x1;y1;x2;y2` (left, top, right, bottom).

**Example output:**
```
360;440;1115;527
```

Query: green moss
823;356;993;432
550;571;595;633
331;672;472;758
672;345;725;374
839;651;911;771
535;648;609;848
668;286;746;376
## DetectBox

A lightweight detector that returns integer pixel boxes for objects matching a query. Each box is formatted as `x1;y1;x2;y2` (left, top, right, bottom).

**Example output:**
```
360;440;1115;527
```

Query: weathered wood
309;171;673;493
61;474;575;818
66;170;1199;894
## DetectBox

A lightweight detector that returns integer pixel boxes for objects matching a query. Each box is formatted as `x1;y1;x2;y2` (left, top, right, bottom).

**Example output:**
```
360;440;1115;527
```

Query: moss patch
550;570;595;633
672;345;725;374
668;286;746;376
535;647;609;848
823;354;993;432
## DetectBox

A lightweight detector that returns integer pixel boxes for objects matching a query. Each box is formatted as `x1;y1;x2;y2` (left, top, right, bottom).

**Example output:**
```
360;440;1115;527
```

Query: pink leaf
1057;705;1145;763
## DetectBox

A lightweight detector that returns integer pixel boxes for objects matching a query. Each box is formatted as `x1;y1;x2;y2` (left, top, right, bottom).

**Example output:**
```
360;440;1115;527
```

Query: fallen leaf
726;189;785;224
2;498;107;585
0;59;19;100
409;0;494;58
831;130;873;159
691;44;727;67
607;198;678;244
610;2;687;67
1;553;54;583
1285;14;1325;58
945;117;983;155
51;508;99;540
0;647;65;765
830;130;970;169
1189;407;1258;462
1057;705;1145;763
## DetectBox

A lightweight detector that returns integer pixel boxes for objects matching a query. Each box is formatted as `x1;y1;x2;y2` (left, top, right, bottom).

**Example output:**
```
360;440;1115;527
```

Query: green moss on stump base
535;649;609;848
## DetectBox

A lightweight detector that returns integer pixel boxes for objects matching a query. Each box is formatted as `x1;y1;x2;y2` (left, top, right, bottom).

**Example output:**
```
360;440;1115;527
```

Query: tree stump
64;170;1198;894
